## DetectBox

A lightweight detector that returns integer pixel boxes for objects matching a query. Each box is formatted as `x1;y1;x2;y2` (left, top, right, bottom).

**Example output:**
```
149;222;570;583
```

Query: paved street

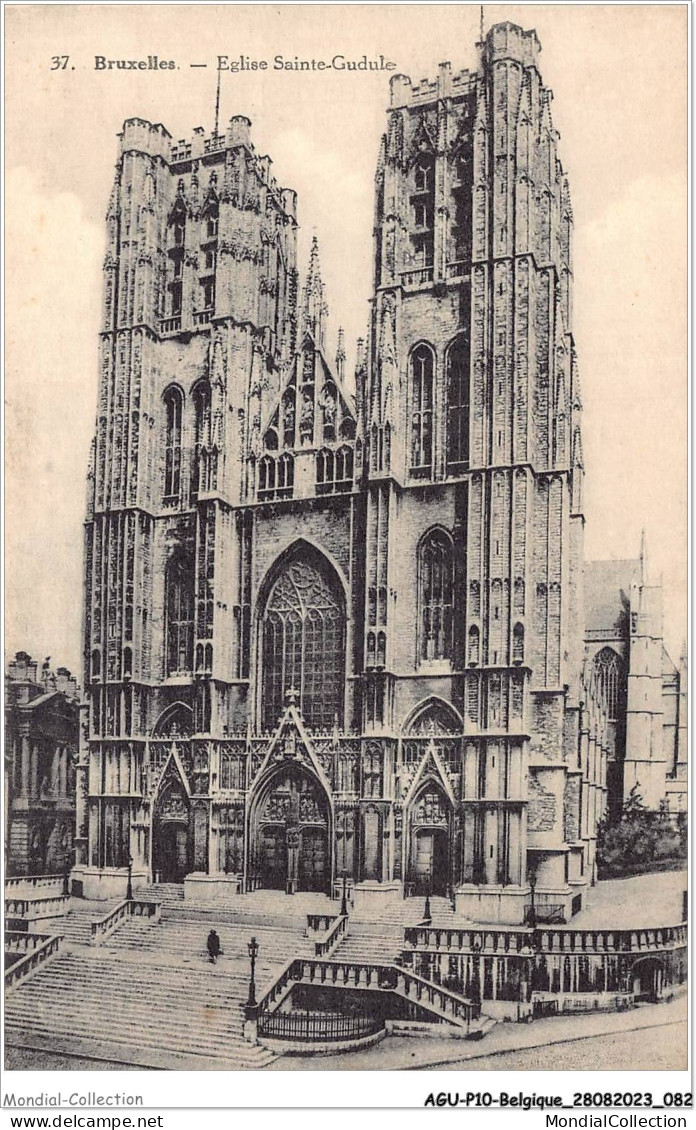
431;1022;687;1072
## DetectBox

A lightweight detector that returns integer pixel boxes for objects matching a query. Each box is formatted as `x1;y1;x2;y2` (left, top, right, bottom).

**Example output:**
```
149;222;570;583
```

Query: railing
268;958;475;1029
5;874;64;894
204;135;225;154
5;930;54;954
258;1010;383;1044
91;898;160;945
314;915;348;958
256;957;299;1018
5;894;67;920
307;913;338;934
401;266;434;288
159;315;181;335
193;308;213;326
4;933;63;991
403;922;688;957
445;260;470;279
532;991;635;1016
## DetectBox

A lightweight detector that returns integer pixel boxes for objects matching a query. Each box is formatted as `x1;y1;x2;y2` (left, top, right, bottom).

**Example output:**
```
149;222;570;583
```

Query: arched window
163;386;183;499
410;344;434;473
446;336;470;470
414;159;433;193
166;555;194;675
277;453;294;498
316;448;334;494
411;158;435;267
593;647;623;721
261;553;345;732
259;455;276;500
419;530;454;661
513;622;524;664
468;625;480;667
193;382;211;495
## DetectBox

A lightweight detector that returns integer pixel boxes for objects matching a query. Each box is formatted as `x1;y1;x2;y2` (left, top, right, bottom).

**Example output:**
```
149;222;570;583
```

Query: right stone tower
362;21;592;921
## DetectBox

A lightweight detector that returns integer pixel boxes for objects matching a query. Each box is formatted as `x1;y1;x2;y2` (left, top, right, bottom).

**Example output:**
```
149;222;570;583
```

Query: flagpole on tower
214;61;222;138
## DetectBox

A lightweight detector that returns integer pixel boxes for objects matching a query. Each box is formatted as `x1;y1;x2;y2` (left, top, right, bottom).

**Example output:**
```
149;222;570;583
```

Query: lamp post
424;882;432;924
470;938;482;1019
340;870;349;917
529;878;536;929
126;854;133;902
246;936;259;1010
63;859;70;898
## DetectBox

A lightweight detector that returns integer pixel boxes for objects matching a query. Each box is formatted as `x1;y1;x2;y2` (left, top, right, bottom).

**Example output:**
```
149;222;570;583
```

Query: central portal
253;764;330;894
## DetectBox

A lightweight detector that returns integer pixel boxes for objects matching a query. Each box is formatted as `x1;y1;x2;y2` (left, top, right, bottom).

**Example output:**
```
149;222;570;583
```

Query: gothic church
76;22;611;925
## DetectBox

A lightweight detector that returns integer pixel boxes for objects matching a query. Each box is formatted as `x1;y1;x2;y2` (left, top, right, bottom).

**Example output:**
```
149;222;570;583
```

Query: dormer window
174;220;185;247
206;214;218;240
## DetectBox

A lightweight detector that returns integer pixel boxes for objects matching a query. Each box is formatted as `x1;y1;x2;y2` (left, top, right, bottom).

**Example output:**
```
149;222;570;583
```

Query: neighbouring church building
74;22;678;924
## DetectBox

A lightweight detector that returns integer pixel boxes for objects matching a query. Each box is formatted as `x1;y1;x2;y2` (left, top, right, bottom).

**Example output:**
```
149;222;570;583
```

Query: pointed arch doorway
250;763;331;894
152;771;191;883
407;782;452;897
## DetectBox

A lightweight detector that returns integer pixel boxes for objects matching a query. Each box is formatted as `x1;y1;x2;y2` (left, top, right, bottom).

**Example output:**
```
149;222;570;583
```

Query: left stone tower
76;116;298;896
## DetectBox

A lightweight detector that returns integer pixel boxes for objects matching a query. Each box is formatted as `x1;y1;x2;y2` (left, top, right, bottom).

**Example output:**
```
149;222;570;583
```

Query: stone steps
4;950;275;1069
333;937;404;964
48;899;122;945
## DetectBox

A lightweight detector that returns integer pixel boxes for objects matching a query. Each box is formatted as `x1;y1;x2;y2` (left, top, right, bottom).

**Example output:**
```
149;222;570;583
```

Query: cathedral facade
75;22;610;924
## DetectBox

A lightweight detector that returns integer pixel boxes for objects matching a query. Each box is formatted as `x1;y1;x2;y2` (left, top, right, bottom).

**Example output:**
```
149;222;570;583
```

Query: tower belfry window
193;381;211;495
446;336;470;471
166;555;194;675
410;156;435;268
163;386;183;500
419;530;454;661
410;344;434;474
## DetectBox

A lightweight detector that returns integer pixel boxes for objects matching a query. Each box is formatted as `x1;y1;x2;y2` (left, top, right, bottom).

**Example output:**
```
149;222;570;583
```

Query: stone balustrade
256;956;475;1031
4;933;63;990
5;894;67;920
5;874;64;894
403;922;687;957
314;915;348;958
91;898;161;945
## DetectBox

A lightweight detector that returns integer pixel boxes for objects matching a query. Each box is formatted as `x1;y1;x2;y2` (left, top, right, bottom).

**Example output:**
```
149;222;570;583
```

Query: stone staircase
134;882;184;908
4;948;275;1070
108;910;314;986
5;886;488;1068
49;899;122;946
333;924;405;964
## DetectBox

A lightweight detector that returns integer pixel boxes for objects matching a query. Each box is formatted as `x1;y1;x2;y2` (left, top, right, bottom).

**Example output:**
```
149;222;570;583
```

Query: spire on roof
639;528;649;583
335;327;345;382
303;235;328;352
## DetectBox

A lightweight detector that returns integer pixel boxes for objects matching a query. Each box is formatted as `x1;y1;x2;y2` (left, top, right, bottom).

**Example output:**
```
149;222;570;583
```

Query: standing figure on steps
206;928;222;964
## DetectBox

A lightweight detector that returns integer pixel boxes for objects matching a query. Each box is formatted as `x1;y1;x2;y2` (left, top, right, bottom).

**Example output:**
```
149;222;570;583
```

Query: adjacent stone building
75;21;611;923
5;652;79;875
585;536;687;816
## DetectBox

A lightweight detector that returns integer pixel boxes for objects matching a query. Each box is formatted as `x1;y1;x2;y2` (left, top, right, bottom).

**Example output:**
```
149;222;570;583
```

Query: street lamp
246;936;259;1009
340;870;349;917
126;854;133;902
424;883;432;924
470;938;482;1019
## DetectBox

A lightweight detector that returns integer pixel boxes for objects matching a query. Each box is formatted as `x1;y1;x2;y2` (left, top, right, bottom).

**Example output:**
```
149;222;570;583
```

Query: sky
5;3;688;678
